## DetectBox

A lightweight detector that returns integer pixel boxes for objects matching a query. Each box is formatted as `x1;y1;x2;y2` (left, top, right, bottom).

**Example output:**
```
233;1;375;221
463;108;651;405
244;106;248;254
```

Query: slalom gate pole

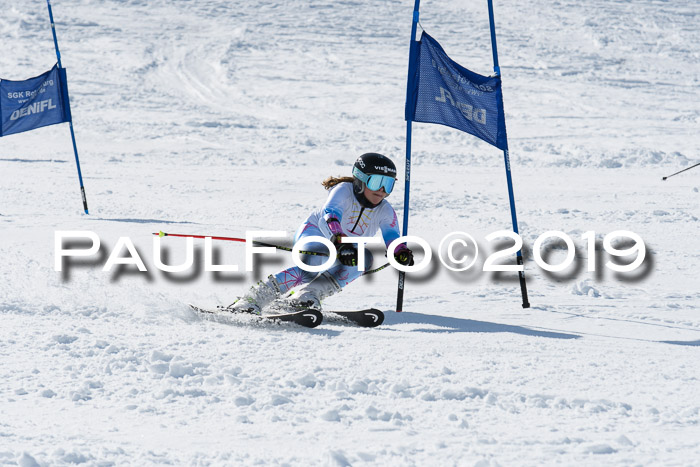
487;0;530;308
396;0;422;313
662;162;700;180
154;231;391;276
47;0;89;214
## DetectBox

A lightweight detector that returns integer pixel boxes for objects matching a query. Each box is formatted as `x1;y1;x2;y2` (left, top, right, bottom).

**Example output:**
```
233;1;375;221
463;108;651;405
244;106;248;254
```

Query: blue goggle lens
366;174;395;193
353;166;396;194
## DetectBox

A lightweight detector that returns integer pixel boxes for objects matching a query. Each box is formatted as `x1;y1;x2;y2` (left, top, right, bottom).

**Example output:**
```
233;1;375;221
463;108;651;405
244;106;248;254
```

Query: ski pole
662;162;700;180
154;231;326;256
154;231;390;275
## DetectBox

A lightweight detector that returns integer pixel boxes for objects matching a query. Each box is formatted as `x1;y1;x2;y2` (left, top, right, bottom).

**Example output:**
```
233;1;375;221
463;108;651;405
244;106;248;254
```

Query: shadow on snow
383;311;580;340
89;217;200;225
661;339;700;347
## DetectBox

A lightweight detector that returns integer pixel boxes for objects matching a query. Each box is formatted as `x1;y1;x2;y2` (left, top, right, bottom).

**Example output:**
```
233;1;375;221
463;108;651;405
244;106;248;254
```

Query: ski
189;303;382;328
189;304;323;328
327;308;384;328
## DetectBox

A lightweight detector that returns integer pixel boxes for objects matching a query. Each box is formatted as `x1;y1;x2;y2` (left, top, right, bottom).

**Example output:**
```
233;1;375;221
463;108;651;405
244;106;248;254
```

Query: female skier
230;152;414;314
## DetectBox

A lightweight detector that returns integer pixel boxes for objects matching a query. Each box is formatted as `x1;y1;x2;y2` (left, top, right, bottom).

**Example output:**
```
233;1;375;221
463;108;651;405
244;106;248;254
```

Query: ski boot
227;275;281;315
286;272;342;311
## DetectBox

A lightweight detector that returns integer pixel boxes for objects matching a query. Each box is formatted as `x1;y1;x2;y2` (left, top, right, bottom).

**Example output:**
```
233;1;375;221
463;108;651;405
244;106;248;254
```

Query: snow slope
1;0;699;465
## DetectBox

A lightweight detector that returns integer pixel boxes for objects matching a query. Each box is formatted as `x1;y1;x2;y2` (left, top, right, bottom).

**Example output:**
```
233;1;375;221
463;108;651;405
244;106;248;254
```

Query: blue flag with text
0;64;71;137
406;32;507;150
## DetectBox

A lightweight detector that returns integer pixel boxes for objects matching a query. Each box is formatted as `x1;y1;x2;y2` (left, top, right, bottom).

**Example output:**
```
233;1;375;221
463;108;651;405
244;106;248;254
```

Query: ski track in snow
1;0;699;465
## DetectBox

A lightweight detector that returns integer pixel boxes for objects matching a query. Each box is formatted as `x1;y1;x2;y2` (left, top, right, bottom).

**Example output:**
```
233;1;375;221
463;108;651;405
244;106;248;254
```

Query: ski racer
229;153;414;314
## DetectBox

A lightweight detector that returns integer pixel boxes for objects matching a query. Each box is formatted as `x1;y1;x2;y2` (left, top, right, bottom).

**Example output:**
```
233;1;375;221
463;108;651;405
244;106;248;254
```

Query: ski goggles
352;167;396;194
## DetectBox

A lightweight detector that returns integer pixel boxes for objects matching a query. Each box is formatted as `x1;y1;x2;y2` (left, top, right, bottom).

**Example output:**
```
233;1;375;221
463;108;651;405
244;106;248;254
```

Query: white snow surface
1;0;699;465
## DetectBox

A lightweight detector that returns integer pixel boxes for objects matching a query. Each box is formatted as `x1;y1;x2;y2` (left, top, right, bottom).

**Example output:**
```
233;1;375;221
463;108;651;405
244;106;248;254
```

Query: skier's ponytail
322;176;354;190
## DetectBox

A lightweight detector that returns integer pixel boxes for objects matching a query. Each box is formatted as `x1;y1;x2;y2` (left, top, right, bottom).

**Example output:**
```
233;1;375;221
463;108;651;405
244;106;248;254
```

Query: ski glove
326;217;344;244
327;218;358;266
394;244;414;266
337;242;358;267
